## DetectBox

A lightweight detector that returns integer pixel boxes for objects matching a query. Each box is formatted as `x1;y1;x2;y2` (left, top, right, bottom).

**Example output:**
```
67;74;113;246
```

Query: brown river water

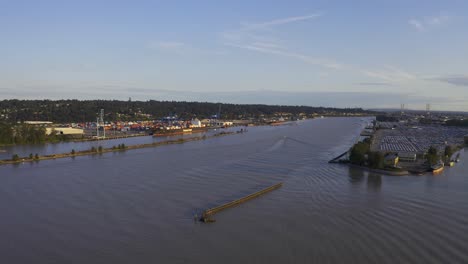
0;117;467;263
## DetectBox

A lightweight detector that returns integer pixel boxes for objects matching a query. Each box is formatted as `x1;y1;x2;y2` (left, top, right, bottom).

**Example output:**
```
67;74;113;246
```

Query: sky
1;0;468;111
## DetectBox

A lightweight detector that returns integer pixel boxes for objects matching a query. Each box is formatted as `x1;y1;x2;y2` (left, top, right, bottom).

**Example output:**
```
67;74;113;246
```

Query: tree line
445;119;468;127
0;99;373;123
0;122;47;145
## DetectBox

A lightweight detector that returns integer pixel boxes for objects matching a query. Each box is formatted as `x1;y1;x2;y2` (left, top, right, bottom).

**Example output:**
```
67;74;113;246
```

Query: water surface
0;118;466;263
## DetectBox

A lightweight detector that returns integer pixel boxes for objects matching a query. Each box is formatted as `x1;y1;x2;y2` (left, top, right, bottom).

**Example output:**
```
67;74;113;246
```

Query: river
0;117;466;263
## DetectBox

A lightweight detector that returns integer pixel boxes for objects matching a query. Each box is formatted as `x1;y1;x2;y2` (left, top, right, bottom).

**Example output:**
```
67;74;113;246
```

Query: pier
200;183;283;223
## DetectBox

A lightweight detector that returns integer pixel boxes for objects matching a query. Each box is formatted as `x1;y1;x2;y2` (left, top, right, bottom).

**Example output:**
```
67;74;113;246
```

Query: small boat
431;162;444;174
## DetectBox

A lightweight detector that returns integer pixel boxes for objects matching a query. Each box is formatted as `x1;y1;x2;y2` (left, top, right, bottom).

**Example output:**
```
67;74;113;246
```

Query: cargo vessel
153;127;208;137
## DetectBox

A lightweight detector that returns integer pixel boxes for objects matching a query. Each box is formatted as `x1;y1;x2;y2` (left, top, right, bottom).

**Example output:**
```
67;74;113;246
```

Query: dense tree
426;146;439;166
444;145;453;159
0;99;373;123
0;122;14;144
368;152;384;169
445;119;468;127
0;122;46;145
349;142;370;166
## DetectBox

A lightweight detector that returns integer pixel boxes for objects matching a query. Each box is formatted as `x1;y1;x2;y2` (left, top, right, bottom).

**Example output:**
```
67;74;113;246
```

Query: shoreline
347;163;410;176
0;131;237;166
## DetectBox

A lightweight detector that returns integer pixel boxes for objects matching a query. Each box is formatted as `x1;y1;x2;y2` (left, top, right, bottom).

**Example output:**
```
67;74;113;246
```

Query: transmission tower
96;109;105;138
400;104;405;116
426;104;431;116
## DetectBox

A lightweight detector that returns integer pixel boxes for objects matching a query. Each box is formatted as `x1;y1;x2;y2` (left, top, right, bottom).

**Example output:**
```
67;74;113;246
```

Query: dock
200;183;283;223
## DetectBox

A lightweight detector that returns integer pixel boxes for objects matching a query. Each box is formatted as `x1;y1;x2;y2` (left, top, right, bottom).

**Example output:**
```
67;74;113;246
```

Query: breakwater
200;183;283;223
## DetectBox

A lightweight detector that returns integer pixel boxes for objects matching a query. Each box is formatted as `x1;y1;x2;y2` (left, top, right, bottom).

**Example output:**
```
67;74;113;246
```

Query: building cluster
22;117;238;137
371;120;468;165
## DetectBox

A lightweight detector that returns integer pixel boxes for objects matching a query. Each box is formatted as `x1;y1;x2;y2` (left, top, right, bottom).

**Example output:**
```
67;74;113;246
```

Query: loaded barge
153;127;208;137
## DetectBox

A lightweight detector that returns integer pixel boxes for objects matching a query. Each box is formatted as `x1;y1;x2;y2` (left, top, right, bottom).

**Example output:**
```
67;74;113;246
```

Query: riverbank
0;131;237;166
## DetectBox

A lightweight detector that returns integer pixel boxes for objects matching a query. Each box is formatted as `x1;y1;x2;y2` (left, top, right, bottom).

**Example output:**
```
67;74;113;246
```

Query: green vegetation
0;122;46;145
98;146;103;152
349;142;370;166
418;118;433;124
0;99;373;123
117;144;126;150
444;146;453;159
71;149;76;155
349;138;385;169
12;154;19;161
368;152;384;169
426;146;439;166
0;121;74;146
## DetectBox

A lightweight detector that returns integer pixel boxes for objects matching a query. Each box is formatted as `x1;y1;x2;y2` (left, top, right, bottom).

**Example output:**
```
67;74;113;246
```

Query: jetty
328;150;349;163
200;183;283;223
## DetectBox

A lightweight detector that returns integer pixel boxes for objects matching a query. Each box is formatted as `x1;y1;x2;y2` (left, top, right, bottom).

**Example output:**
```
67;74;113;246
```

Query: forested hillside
0;99;373;123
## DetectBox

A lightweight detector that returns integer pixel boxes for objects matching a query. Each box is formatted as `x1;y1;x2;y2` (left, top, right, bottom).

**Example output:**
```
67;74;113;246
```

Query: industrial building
45;127;84;135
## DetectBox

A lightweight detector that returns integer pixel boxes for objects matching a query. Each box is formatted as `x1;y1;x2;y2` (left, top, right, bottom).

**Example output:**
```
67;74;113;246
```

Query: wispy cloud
226;43;343;69
223;13;421;84
433;74;468;87
147;40;228;56
223;13;345;70
409;14;451;31
149;41;186;50
409;19;425;31
361;65;416;82
355;82;392;86
241;13;323;30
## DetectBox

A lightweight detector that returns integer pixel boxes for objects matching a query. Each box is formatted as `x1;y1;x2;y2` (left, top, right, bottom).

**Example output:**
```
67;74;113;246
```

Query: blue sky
1;0;467;110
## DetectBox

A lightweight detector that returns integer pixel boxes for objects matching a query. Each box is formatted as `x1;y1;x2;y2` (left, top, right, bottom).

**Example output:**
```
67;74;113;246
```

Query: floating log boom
200;183;283;223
